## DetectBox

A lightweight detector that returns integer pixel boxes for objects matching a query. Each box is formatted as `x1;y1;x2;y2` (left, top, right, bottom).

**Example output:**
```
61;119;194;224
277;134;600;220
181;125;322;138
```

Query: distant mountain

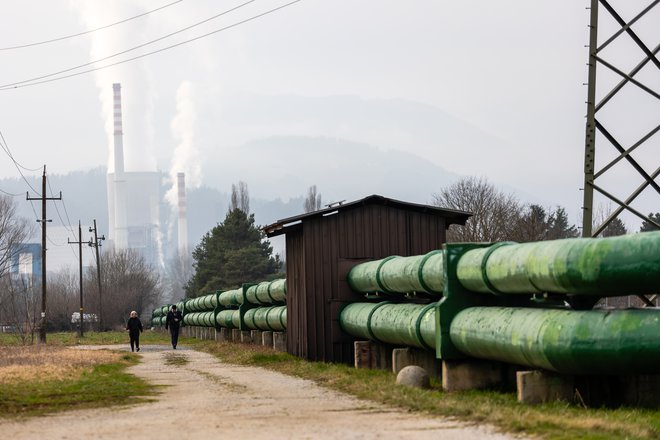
200;135;462;206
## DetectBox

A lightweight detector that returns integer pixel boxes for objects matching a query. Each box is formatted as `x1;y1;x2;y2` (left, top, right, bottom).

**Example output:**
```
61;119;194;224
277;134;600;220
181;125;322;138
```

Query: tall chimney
112;83;127;249
177;172;188;256
113;83;125;175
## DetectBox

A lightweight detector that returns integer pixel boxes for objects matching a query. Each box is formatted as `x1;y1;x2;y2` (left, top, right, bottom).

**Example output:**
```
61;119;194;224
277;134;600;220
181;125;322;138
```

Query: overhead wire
0;0;303;91
0;130;42;195
0;0;185;51
0;0;258;89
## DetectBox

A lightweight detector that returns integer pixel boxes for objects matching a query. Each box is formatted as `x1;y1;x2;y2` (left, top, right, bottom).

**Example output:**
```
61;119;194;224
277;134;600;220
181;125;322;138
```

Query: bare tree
0;275;39;343
432;176;522;242
86;249;161;330
303;185;322;213
230;181;250;213
0;196;32;278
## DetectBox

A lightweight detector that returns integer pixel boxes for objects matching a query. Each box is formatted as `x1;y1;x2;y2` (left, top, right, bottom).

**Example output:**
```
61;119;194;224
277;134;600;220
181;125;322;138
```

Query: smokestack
113;83;125;175
112;83;127;249
177;172;188;256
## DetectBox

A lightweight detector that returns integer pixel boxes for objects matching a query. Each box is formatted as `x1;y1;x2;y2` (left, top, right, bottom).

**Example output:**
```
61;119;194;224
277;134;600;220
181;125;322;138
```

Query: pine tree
601;217;627;237
186;208;281;296
640;213;660;232
546;207;578;239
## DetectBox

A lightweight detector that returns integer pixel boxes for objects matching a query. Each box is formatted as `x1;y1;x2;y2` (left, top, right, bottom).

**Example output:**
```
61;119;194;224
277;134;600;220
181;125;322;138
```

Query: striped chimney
112;83;124;175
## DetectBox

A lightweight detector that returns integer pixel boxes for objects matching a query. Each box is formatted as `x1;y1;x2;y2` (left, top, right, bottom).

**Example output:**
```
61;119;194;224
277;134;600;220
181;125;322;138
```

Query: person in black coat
165;305;183;349
126;311;143;352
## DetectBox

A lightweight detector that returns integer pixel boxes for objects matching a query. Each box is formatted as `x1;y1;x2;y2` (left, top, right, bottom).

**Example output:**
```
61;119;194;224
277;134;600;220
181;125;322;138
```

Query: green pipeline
243;306;287;331
183;311;216;327
219;288;243;307
151;316;166;326
217;309;240;329
245;279;287;305
457;232;660;296
450;306;660;375
339;302;436;350
347;251;445;295
185;293;219;312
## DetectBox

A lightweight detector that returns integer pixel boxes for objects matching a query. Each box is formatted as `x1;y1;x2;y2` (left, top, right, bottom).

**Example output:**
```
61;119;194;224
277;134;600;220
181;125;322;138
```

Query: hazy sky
0;0;657;230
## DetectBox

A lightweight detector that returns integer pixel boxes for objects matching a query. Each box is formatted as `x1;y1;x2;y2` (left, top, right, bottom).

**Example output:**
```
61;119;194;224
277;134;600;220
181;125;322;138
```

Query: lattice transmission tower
582;0;659;237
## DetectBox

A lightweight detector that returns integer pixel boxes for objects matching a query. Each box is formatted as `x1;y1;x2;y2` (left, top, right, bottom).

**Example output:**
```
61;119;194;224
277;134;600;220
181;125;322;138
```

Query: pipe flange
417;250;443;294
480;242;516;296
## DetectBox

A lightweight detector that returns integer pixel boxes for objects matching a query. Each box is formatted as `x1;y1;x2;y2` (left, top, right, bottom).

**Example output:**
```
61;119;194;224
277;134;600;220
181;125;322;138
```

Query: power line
0;0;257;89
0;131;43;171
0;130;42;195
0;188;23;197
0;0;185;51
47;177;75;235
0;0;303;91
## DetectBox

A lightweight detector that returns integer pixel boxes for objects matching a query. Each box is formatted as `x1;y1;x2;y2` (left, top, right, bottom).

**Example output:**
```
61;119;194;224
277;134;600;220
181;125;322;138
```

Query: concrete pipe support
450;306;660;375
456;232;660;296
347;251;445;295
339;302;436;350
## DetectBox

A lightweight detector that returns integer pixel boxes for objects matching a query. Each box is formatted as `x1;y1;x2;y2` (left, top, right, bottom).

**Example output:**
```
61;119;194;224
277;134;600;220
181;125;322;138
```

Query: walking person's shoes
137;347;140;352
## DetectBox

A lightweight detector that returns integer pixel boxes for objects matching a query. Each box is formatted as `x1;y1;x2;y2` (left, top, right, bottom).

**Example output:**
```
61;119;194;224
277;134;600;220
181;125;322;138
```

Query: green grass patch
0;330;201;347
196;341;660;440
163;352;189;367
0;354;156;419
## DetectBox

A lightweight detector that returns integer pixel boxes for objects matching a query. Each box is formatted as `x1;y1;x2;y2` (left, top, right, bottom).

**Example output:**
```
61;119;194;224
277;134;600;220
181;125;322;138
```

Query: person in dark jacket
165;305;183;349
126;311;143;352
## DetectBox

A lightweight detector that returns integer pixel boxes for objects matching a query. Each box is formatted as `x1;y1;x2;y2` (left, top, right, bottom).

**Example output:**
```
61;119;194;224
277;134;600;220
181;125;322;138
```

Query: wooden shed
263;195;471;364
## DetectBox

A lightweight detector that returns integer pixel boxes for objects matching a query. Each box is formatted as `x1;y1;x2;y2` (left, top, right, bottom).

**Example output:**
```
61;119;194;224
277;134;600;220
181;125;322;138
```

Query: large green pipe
457;232;660;296
246;279;287;305
450;306;660;375
183;311;216;327
185;293;219;312
347;251;445;295
243;306;287;331
219;288;243;307
217;309;240;328
339;302;436;350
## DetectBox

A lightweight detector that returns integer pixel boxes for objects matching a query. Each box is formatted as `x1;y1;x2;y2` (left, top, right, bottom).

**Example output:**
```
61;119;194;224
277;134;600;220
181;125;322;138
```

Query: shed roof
263;194;472;237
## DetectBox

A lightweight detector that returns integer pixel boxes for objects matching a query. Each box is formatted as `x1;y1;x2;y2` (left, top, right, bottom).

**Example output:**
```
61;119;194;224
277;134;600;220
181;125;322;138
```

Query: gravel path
1;344;525;440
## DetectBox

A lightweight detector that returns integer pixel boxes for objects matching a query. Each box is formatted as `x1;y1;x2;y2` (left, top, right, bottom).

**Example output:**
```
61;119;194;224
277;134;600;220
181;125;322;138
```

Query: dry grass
0;346;122;384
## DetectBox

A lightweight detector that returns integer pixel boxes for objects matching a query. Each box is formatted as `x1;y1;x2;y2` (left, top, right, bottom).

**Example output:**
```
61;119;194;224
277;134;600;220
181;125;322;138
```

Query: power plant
106;83;188;269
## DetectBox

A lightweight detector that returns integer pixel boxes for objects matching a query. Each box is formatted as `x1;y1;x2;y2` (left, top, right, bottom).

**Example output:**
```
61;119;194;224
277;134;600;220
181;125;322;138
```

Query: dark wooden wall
286;204;448;363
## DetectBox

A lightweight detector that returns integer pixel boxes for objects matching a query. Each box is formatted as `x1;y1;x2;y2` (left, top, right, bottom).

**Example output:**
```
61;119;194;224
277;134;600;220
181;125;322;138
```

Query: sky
0;0;657;233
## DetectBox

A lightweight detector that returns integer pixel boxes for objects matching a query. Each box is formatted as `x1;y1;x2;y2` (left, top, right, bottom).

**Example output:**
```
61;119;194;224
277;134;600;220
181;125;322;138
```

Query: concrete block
517;370;574;404
262;331;274;347
392;348;441;380
354;341;372;369
251;330;262;345
442;359;505;391
218;327;230;342
231;328;240;342
273;332;287;352
240;330;253;344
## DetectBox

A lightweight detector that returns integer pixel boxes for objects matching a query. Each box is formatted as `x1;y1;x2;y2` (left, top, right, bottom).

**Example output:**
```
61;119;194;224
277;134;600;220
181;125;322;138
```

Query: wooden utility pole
26;165;61;344
89;219;105;331
68;221;89;337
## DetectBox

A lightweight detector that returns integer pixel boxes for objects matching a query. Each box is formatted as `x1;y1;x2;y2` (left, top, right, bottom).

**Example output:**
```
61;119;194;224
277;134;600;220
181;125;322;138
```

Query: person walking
165;304;183;349
126;311;143;352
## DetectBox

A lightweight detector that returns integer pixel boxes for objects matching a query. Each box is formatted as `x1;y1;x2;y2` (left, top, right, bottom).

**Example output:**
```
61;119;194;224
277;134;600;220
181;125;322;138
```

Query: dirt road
2;345;524;439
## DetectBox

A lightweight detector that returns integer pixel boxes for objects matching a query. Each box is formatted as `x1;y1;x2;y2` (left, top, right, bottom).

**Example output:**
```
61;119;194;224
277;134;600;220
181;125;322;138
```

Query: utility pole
26;165;61;344
89;219;105;331
68;221;89;338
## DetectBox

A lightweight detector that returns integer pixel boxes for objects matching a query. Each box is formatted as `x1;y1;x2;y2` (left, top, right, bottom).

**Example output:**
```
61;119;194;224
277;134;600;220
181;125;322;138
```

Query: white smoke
71;0;157;173
166;80;202;208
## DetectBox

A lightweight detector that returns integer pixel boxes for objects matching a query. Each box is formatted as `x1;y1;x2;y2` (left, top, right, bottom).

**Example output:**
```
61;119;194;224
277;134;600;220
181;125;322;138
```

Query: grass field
0;332;166;419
